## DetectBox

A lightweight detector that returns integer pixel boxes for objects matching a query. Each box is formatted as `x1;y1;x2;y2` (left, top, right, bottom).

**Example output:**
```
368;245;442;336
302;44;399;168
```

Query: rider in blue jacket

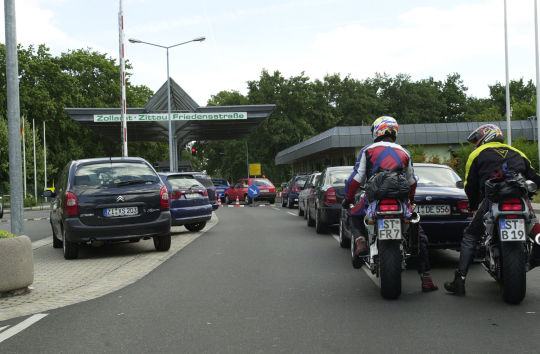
343;116;438;292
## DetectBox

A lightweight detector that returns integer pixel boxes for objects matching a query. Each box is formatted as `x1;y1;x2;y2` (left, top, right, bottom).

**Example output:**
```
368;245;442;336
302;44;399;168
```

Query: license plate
104;206;138;217
260;189;268;192
377;218;402;240
415;204;450;215
185;193;199;199
216;189;224;193
499;218;526;241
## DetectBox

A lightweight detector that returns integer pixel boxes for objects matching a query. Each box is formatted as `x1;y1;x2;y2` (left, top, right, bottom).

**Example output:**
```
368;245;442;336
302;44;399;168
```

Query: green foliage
512;137;539;171
0;229;17;239
408;145;426;163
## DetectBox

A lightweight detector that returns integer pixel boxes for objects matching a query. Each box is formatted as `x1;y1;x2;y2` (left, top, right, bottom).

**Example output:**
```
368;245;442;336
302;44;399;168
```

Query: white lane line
0;313;48;343
272;207;280;211
287;212;296;216
0;326;10;332
331;233;380;288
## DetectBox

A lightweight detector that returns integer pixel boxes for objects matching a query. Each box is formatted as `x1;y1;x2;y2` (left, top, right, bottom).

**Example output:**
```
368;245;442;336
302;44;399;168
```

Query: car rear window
251;179;273;187
212;179;229;186
328;169;353;186
293;176;309;187
414;166;460;187
74;162;159;187
167;177;203;189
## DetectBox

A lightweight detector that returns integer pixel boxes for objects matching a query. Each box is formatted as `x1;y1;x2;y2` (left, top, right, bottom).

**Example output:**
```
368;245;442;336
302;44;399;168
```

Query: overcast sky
1;0;539;106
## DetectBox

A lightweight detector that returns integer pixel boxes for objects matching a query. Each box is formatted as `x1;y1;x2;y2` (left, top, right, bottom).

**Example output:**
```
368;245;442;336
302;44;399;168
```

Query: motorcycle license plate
377;218;402;240
499;218;526;241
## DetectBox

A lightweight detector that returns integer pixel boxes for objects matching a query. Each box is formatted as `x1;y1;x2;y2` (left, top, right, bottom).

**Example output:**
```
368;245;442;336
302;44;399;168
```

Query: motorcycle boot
530;243;540;270
353;235;368;257
420;273;438;292
444;270;466;296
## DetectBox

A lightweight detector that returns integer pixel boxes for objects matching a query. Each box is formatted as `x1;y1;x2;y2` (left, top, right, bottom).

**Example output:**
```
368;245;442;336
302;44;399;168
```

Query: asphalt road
0;210;51;242
1;205;540;352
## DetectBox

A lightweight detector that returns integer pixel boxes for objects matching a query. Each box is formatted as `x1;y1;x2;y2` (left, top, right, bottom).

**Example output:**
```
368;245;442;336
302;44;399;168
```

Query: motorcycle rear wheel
379;240;402;300
501;241;527;304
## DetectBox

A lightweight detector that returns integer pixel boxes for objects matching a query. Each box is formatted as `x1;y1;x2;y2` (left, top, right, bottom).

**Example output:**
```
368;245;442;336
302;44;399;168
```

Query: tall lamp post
128;36;205;172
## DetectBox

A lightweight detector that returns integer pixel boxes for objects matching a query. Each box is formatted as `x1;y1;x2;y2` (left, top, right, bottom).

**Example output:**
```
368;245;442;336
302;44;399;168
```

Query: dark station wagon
44;157;171;259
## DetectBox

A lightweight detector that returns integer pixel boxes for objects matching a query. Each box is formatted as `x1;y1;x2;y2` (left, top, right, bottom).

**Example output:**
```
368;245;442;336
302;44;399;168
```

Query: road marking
331;232;379;288
272;207;280;211
0;326;9;332
287;212;296;216
0;314;48;343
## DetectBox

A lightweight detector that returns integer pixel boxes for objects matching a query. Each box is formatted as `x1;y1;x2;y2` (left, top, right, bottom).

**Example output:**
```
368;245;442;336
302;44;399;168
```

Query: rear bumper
65;211;171;243
421;218;470;249
255;192;276;201
170;205;212;226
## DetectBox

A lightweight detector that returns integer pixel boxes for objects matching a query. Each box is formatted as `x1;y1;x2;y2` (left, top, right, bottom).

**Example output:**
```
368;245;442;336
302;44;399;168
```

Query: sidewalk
0;214;218;322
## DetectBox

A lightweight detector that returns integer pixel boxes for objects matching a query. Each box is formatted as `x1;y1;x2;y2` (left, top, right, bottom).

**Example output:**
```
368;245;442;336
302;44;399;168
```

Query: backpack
365;169;410;201
484;171;528;202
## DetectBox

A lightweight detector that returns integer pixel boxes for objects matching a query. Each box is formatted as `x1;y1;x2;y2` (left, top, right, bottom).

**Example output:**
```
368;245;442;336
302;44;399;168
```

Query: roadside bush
0;229;16;239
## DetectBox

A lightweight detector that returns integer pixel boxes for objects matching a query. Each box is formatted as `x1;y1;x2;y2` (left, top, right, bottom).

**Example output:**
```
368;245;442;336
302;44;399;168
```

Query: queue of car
281;163;471;252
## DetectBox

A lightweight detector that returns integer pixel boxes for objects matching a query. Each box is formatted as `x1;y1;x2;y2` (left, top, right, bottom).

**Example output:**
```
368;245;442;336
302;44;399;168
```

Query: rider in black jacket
445;124;540;296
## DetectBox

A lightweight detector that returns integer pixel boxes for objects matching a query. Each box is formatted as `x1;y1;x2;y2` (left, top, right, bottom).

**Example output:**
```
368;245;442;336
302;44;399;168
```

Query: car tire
270;199;275;204
287;197;294;209
307;206;315;227
185;222;206;232
153;234;171;252
298;201;304;216
315;208;327;234
52;223;62;248
62;227;79;260
339;218;350;248
225;195;231;204
281;196;286;207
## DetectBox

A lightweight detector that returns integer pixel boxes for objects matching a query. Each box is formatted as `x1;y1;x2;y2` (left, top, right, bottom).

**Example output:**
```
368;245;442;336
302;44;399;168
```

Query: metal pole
246;141;249;178
536;0;540;171
22;117;26;198
504;0;512;145
5;0;24;234
43;120;47;189
33;119;37;201
167;47;174;172
119;0;128;157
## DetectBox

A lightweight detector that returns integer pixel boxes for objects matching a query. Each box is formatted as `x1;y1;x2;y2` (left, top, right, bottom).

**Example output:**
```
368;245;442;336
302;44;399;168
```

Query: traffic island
0;235;34;297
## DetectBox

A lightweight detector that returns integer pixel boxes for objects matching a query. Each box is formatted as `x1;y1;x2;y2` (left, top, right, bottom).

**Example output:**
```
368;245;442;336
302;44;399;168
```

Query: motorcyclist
445;123;540;296
343;116;438;292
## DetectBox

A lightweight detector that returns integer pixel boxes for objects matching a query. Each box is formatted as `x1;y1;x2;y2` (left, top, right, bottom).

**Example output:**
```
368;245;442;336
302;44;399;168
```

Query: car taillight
65;191;78;215
379;199;399;212
500;199;523;211
160;186;169;209
201;189;208;197
325;187;337;204
170;190;182;199
457;200;469;214
292;187;299;192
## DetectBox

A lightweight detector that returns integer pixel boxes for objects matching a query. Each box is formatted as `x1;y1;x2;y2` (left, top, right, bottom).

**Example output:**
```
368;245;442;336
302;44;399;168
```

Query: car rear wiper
116;179;154;186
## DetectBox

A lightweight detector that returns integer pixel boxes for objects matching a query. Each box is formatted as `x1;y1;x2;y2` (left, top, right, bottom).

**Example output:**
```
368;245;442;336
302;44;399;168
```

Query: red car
224;178;276;204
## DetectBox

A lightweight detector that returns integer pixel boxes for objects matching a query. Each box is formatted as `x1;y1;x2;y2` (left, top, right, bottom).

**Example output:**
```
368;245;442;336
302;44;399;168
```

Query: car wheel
225;195;231;204
298;201;304;216
339;218;350;248
307;205;315;227
287;197;293;209
52;223;62;248
153;234;171;251
185;222;206;232
281;195;286;207
62;227;79;260
270;199;275;204
315;207;327;234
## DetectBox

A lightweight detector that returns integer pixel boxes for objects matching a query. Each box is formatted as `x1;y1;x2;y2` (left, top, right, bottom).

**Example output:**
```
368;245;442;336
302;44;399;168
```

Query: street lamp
128;36;206;172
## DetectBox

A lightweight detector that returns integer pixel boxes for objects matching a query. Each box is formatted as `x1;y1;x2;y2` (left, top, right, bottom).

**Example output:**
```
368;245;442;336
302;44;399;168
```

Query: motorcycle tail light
160;186;170;209
500;199;523;211
325;187;337;204
65;191;78;215
379;199;399;212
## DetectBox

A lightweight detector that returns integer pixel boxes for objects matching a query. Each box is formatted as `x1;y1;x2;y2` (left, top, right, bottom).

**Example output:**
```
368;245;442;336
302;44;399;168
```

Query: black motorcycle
477;175;539;304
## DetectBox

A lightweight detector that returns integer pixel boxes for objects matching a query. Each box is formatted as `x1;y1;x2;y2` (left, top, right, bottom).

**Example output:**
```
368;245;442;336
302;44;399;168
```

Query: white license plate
185;193;199;199
377;218;402;240
499;218;526;241
104;206;138;217
415;204;450;215
260;189;268;192
216;189;224;193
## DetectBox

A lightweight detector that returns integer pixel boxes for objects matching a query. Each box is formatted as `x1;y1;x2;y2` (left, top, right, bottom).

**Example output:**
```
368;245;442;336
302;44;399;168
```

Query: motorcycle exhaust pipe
409;212;421;224
535;233;540;246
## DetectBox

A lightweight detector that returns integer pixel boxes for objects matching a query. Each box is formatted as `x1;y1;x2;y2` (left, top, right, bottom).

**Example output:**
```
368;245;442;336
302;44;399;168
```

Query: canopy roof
65;78;275;146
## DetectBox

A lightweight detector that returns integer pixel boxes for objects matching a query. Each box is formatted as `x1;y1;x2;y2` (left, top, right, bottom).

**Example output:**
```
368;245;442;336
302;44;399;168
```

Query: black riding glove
342;199;353;209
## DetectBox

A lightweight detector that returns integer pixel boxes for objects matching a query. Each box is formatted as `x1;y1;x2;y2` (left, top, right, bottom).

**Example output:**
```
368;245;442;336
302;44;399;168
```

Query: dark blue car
211;178;230;202
159;173;212;232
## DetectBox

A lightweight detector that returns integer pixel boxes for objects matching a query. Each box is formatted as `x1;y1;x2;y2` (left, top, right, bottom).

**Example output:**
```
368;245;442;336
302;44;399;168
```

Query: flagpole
22;117;26;198
33;119;37;201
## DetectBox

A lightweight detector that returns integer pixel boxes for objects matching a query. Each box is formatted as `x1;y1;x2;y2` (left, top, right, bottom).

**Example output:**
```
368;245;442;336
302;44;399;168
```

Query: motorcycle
343;195;421;299
477;176;539;304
